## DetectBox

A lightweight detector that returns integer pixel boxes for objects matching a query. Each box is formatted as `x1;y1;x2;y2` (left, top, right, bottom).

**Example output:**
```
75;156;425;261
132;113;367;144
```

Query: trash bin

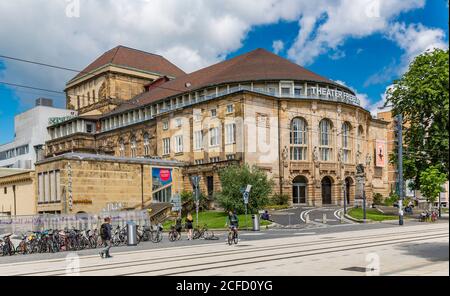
252;214;260;231
127;221;138;246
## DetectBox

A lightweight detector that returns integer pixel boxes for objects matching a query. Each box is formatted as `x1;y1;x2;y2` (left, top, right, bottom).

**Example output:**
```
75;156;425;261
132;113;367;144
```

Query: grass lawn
348;208;399;222
163;211;271;230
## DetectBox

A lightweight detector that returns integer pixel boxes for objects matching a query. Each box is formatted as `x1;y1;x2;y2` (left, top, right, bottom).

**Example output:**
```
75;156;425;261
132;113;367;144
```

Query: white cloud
287;0;426;66
329;50;346;60
272;40;285;55
0;0;433;110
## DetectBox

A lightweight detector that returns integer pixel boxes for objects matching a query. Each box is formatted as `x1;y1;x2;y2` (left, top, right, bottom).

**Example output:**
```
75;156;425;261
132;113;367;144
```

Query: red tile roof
68;46;186;83
107;48;355;116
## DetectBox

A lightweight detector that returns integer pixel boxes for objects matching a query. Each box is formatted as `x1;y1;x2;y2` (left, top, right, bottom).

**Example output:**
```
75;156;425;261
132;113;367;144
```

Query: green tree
215;164;274;214
386;49;449;188
419;166;447;209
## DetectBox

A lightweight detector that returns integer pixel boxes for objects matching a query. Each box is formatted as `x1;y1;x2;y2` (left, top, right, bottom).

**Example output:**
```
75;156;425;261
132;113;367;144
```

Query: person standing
99;217;113;259
185;213;194;240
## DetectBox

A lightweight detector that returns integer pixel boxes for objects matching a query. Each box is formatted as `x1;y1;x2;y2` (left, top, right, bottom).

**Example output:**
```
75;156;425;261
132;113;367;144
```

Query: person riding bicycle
226;210;239;234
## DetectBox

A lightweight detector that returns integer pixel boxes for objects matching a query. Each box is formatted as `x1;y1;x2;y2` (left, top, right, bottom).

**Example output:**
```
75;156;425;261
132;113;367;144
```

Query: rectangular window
225;123;236;144
291;147;307;161
44;172;50;203
3;187;6;194
162;120;169;130
175;118;182;128
86;124;93;133
55;171;61;202
195;159;204;165
294;87;302;96
163;138;170;155
38;173;44;203
211;109;217;117
209;127;219;147
320;148;331;161
226;104;234;113
194;131;203;150
226;154;236;160
50;171;56;202
210;157;220;163
174;135;183;153
281;87;291;96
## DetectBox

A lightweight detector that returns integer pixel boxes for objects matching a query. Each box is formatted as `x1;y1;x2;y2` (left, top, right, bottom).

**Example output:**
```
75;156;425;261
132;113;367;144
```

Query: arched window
290;118;308;160
119;138;125;157
143;133;150;156
130;136;137;158
342;122;351;163
319;119;333;161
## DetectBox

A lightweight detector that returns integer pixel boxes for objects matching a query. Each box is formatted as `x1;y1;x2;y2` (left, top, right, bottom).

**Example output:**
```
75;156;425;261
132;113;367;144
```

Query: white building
0;98;77;169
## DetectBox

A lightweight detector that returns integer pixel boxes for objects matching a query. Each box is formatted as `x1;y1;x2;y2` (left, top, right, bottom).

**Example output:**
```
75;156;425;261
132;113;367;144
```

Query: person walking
185;213;194;240
99;217;113;259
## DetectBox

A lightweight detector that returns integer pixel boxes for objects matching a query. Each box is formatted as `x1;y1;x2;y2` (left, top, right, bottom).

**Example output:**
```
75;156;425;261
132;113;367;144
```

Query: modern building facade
41;47;390;210
0;99;77;169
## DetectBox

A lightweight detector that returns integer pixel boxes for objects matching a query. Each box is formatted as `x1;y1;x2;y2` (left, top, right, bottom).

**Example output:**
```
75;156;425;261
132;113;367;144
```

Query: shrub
271;193;290;206
384;193;399;206
180;190;209;213
373;193;384;206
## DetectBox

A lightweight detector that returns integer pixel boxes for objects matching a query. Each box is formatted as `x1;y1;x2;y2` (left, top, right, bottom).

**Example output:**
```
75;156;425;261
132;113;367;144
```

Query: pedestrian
185;213;194;240
99;217;113;259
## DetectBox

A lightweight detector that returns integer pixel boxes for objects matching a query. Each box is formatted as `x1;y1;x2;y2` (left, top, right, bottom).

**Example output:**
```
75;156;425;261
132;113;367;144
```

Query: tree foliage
419;166;447;205
386;49;449;188
215;164;274;214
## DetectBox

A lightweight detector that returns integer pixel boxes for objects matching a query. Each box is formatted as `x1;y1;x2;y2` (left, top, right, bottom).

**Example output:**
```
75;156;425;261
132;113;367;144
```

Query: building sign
152;168;173;189
309;87;360;106
375;140;386;167
48;116;77;126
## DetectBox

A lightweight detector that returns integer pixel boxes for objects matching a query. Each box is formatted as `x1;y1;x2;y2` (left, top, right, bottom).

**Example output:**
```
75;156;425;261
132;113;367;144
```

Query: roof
0;168;33;178
108;48;354;116
36;152;185;167
68;46;186;83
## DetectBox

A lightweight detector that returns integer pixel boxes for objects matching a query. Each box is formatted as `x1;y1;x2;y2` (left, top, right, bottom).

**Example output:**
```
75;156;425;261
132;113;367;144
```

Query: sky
0;0;448;145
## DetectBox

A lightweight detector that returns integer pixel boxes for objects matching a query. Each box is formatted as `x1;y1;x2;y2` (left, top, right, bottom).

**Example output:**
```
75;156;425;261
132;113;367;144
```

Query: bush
271;193;289;206
384;193;399;206
215;164;274;214
373;193;384;206
180;190;209;214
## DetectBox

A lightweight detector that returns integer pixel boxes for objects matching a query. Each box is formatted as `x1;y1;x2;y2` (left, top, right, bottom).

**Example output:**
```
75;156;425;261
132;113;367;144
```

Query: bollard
322;213;327;224
305;213;310;224
340;211;345;224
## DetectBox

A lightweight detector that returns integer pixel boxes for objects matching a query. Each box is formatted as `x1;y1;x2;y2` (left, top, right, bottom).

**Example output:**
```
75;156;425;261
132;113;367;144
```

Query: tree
419;166;447;209
215;164;274;214
386;49;449;188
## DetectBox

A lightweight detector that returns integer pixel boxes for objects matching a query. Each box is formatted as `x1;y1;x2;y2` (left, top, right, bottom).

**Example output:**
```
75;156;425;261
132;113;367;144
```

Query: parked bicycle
2;233;15;256
168;225;182;242
193;224;215;240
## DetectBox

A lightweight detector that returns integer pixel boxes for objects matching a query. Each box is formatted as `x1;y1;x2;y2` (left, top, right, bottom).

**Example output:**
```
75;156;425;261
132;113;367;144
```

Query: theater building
41;46;390;212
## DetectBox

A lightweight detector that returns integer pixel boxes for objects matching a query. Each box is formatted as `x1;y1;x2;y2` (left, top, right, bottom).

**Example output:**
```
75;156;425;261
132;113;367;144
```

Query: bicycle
2;233;16;256
168;225;181;242
193;224;214;240
150;224;163;243
227;225;239;245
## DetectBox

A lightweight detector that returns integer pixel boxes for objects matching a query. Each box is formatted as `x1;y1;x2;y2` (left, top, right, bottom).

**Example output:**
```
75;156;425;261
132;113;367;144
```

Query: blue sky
0;0;448;145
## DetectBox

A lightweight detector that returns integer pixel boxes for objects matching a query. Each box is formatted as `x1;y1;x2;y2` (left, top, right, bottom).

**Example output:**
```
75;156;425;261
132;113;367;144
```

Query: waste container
127;221;138;246
252;214;260;231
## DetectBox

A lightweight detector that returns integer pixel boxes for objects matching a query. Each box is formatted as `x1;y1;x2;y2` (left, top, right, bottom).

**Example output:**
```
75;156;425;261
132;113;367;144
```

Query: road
0;221;447;276
270;206;353;227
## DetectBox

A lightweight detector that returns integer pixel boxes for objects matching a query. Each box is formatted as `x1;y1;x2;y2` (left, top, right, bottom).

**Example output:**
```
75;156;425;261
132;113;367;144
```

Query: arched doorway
345;177;352;204
292;176;307;204
322;177;332;205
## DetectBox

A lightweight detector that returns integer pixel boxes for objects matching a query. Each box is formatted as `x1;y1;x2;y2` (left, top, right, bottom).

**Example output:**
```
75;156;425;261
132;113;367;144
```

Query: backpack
100;223;107;239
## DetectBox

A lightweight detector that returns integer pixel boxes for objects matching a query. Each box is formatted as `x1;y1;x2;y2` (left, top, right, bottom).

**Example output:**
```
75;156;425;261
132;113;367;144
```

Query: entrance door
206;176;214;199
292;176;307;204
322;177;332;205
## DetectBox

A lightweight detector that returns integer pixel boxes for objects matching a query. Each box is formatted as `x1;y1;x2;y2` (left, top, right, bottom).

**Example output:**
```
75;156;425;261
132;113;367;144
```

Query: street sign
243;192;249;204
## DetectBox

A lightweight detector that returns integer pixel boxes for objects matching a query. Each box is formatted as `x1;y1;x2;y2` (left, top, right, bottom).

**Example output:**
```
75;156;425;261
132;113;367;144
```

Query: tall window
342;122;351;163
174;135;183;153
163;138;170;155
225;123;236;145
143;133;150;156
119;139;125;157
194;131;203;150
130;136;137;158
319;119;333;161
210;127;219;147
290;118;308;161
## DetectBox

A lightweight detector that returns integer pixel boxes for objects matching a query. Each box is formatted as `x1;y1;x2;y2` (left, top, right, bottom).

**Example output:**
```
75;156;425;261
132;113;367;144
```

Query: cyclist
226;210;239;237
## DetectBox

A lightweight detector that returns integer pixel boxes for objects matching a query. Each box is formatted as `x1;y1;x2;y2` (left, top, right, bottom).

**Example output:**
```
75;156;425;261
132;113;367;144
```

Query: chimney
35;98;53;107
